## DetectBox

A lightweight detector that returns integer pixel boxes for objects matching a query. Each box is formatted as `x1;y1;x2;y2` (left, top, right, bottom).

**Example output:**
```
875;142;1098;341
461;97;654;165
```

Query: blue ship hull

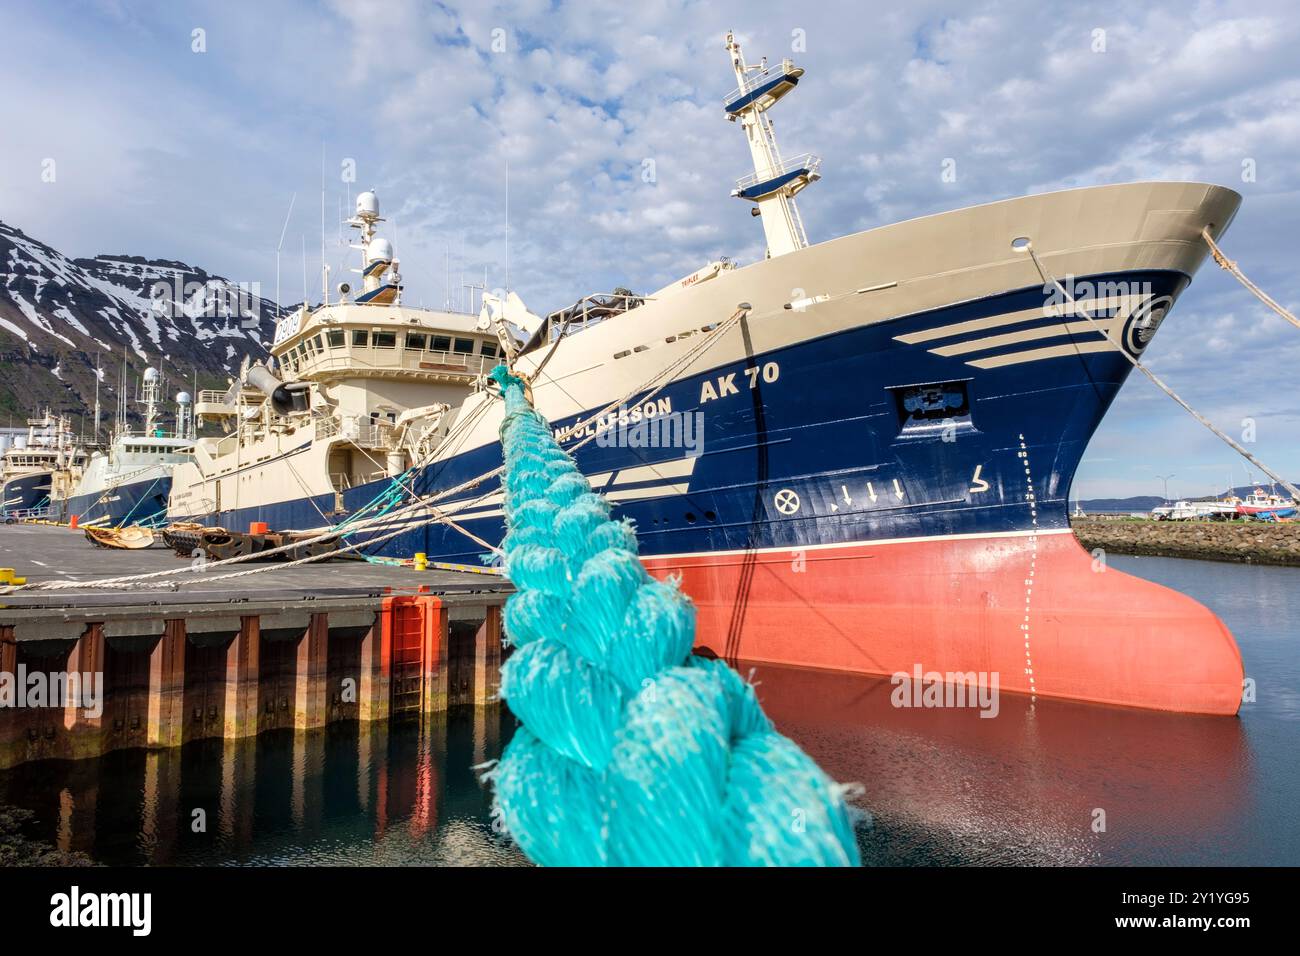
169;267;1247;715
178;269;1183;560
65;475;174;528
2;471;54;516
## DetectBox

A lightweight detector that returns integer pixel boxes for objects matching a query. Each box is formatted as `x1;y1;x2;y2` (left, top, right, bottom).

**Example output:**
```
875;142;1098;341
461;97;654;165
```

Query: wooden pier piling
1;586;509;769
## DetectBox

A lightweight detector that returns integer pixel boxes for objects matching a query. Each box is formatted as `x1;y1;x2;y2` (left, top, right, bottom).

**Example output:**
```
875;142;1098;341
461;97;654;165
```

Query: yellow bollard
0;569;12;584
413;552;428;571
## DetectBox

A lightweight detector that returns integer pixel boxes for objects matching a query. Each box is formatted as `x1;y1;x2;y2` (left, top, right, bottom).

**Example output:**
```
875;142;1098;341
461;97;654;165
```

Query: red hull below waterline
645;530;1244;716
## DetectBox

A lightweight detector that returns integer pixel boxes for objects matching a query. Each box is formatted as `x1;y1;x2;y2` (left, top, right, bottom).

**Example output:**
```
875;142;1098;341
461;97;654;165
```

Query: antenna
301;234;308;306
118;346;128;432
92;351;101;441
275;193;297;312
504;156;510;293
320;141;327;304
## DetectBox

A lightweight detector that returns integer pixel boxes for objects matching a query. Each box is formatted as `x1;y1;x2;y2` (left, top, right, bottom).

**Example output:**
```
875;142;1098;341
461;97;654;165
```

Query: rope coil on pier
484;365;861;867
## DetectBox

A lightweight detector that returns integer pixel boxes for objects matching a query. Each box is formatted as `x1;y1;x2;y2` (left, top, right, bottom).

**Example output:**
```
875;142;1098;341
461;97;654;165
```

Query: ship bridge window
352;330;369;347
453;337;474;354
312;334;324;352
481;341;498;358
406;332;427;351
327;329;345;348
432;335;452;352
374;330;397;349
889;379;976;441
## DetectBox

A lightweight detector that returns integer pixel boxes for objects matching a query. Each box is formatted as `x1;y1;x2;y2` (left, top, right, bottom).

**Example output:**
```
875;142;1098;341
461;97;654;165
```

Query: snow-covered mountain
0;219;283;427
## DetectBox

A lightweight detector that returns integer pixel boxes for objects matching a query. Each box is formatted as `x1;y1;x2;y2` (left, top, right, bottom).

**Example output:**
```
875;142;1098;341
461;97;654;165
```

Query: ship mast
140;365;163;437
92;351;101;441
724;31;821;258
346;191;402;306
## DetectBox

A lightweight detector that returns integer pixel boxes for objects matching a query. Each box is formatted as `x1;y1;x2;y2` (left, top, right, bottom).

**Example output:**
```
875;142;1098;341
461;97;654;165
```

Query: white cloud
3;0;1299;492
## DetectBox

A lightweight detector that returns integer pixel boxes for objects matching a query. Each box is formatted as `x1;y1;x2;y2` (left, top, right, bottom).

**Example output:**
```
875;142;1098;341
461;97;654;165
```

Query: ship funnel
243;362;309;416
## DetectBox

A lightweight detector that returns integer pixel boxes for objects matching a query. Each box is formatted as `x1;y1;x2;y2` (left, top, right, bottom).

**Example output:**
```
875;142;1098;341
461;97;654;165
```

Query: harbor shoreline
1071;516;1300;567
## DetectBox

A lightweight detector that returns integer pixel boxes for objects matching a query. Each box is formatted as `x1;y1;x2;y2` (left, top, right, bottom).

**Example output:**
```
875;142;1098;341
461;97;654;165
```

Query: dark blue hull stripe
173;270;1187;566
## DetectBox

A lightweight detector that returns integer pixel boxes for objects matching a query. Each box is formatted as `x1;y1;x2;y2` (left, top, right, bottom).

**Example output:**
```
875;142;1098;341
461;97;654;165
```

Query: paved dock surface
0;524;509;609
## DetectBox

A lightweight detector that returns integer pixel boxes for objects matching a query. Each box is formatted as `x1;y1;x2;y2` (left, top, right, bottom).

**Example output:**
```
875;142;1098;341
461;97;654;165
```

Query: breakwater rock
1070;517;1300;567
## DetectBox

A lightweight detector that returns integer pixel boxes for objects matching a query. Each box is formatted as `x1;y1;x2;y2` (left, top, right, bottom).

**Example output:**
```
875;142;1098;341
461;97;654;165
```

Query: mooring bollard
413;552;428;571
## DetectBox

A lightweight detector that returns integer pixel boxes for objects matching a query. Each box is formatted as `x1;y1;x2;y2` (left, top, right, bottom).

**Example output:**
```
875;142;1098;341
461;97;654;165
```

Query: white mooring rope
1202;226;1300;333
1025;242;1300;503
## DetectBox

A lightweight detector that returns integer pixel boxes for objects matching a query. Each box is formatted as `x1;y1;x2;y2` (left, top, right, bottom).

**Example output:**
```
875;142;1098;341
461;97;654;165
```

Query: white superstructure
1;410;85;516
167;190;511;525
65;368;194;527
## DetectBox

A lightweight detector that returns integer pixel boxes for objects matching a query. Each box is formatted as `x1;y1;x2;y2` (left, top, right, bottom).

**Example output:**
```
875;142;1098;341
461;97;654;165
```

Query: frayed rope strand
484;365;861;867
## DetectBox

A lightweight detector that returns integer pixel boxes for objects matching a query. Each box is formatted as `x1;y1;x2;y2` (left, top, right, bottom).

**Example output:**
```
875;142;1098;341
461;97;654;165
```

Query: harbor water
1;554;1295;866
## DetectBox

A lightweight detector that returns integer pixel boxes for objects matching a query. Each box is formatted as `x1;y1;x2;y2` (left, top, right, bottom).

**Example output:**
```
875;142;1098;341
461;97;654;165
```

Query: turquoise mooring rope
485;366;861;867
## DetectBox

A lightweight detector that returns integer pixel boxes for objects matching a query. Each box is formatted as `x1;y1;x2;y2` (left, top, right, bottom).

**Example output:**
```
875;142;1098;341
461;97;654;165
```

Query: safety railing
281;348;495;378
733;152;822;195
722;60;801;111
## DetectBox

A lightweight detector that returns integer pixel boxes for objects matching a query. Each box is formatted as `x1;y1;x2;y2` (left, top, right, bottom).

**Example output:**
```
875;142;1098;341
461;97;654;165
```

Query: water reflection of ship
0;711;524;865
747;663;1251;865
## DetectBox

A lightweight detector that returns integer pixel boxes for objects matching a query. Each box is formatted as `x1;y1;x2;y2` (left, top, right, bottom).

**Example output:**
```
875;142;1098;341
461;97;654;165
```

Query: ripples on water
772;555;1295;867
1;709;529;866
0;555;1295;866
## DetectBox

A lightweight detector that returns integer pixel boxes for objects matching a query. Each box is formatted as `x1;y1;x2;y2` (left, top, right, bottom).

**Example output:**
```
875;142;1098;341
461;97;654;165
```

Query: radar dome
143;367;161;382
176;391;192;405
356;191;380;218
366;237;394;262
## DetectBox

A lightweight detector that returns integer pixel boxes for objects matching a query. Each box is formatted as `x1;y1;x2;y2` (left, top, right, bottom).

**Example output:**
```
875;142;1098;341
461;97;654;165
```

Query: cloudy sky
2;0;1297;499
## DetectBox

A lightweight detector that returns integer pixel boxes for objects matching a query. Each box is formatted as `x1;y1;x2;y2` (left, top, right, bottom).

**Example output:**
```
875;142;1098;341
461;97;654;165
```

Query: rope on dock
1202;226;1300;333
1025;243;1300;502
484;363;861;867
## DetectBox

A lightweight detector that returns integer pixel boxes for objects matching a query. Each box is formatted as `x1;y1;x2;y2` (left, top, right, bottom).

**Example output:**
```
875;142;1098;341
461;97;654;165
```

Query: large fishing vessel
62;367;195;528
1;411;85;518
167;34;1247;715
166;191;507;538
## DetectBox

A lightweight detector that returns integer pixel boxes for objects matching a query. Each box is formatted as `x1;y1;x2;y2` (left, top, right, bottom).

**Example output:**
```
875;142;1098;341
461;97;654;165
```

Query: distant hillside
1078;483;1299;513
0;219;286;430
